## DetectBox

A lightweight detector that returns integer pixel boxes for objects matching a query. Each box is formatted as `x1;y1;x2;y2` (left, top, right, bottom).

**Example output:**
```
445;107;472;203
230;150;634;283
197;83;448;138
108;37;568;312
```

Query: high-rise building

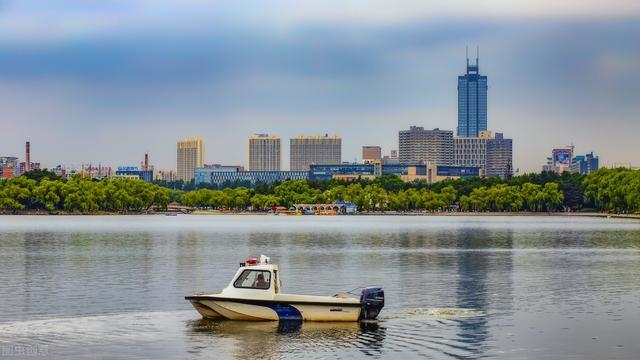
454;131;491;170
177;137;204;181
457;49;488;137
290;134;342;171
398;127;454;165
485;133;513;179
454;130;512;179
362;146;382;164
248;134;281;171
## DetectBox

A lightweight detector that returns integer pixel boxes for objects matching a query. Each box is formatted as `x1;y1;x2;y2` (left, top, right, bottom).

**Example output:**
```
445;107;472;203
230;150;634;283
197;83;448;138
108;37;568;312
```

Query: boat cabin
221;255;281;300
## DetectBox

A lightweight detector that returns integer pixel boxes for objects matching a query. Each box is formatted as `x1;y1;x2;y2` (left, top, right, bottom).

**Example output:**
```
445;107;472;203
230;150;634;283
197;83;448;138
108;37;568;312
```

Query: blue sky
1;1;639;172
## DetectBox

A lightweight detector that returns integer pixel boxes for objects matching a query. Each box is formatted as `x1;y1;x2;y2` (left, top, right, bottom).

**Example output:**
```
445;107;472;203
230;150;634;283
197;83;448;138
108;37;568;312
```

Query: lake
1;215;640;359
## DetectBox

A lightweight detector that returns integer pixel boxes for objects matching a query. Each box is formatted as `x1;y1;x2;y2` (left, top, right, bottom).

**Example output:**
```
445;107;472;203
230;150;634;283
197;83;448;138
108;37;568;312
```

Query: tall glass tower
457;49;487;137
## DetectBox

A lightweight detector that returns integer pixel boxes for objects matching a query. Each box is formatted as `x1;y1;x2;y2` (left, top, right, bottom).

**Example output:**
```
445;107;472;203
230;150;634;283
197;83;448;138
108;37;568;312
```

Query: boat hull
186;296;362;322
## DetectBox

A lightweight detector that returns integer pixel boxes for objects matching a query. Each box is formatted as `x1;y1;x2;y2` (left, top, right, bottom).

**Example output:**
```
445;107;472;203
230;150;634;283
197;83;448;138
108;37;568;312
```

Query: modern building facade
454;131;513;179
115;166;154;182
485;133;513;179
194;167;308;186
248;134;281;171
398;127;454;165
454;131;491;169
309;163;479;183
457;51;488;137
543;146;574;174
362;146;382;164
290;134;342;171
570;153;599;175
177;137;204;181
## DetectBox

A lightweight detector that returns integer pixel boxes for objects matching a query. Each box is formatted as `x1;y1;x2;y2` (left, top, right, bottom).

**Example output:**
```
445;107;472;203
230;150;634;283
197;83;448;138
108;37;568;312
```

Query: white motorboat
185;255;384;322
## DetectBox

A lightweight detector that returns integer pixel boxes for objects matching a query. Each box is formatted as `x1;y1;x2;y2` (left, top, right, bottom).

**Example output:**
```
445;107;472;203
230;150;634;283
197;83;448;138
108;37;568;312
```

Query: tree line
179;178;566;212
1;167;638;214
0;170;169;212
583;167;640;214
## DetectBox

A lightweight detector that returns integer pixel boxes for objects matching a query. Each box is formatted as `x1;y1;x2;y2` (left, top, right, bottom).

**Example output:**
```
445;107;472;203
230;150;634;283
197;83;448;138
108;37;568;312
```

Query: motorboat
185;255;384;322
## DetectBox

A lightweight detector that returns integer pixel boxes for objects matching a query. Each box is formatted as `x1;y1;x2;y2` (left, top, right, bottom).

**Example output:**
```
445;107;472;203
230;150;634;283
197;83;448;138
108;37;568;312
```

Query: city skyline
1;1;639;172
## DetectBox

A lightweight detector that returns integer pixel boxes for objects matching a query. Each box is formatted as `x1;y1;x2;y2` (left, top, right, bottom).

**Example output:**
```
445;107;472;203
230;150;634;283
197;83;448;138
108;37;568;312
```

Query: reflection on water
186;319;385;359
1;215;640;359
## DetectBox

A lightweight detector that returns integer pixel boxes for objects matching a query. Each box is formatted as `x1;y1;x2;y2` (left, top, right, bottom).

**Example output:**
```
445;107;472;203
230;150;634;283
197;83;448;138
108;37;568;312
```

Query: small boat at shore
185;255;384;322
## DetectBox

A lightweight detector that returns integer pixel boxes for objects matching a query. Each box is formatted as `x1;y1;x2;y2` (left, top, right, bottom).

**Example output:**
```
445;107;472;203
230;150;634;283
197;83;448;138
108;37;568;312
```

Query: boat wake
377;307;484;321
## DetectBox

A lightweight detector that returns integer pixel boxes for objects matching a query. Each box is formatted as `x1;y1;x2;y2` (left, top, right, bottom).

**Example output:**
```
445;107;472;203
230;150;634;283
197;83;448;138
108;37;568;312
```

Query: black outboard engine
359;287;385;320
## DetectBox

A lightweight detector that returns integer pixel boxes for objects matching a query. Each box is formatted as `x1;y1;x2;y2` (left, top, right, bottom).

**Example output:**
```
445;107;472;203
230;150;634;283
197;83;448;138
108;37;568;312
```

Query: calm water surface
1;215;640;359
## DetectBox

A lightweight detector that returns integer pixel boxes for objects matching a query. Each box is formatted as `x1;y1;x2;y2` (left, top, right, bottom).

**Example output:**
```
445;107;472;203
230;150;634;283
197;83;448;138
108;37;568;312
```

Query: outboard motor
359;287;385;320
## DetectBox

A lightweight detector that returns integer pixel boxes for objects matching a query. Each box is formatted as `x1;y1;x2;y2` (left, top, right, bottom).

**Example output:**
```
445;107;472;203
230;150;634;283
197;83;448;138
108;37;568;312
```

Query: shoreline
1;210;639;220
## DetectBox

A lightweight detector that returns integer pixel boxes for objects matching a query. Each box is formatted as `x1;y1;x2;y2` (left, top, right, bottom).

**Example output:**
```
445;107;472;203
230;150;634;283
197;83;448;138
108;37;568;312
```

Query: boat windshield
233;270;271;290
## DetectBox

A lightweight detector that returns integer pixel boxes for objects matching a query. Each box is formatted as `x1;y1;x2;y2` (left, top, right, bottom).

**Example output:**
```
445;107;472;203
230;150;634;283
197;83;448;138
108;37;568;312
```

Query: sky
1;0;639;173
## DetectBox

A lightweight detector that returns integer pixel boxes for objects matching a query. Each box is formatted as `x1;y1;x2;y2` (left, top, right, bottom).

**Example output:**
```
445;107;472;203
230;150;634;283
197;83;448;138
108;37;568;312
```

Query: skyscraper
458;48;487;137
177;137;204;181
248;134;281;171
398;127;454;165
290;134;342;171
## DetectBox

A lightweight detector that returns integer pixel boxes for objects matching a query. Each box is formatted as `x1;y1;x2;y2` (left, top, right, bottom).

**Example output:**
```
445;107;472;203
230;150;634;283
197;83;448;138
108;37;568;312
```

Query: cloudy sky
1;0;639;172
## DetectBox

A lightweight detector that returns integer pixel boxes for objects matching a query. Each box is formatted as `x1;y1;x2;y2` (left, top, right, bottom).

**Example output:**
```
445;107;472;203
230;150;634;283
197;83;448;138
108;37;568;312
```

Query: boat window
233;270;271;290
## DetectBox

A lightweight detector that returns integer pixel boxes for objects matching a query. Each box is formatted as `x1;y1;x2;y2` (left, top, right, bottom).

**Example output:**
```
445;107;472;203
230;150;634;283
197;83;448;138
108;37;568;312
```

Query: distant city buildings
0;157;19;178
398;127;454;165
52;165;68;178
457;49;487;137
79;164;112;179
611;163;638;170
248;134;281;171
542;146;599;175
362;146;382;164
570;152;599;174
382;150;400;165
154;169;178;182
485;133;513;178
290;134;342;171
454;131;512;179
1;142;40;178
177;137;204;181
543;146;574;173
195;168;307;186
115;154;155;181
19;162;40;175
309;163;479;183
115;166;154;181
3;53;626;183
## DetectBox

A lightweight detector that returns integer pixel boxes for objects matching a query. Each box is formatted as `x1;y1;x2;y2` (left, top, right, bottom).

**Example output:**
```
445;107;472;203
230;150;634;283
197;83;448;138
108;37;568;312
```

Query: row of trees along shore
0;169;169;212
1;167;639;214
